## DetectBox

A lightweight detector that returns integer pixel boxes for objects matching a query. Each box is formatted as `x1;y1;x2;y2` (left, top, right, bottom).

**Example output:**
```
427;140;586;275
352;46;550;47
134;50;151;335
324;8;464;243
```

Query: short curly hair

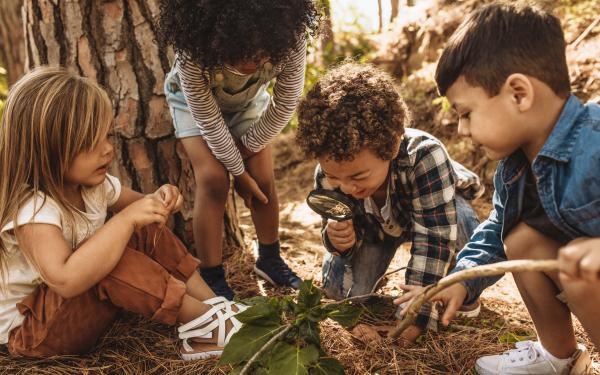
157;0;319;69
296;62;410;162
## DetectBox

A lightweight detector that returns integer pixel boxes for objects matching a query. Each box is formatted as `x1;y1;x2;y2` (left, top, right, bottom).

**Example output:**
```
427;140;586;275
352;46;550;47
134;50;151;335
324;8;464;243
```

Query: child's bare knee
504;222;536;259
193;168;229;201
504;222;559;260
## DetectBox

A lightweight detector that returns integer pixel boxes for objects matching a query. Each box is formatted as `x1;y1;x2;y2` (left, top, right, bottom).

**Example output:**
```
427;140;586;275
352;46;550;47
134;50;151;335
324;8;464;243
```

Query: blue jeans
321;195;481;300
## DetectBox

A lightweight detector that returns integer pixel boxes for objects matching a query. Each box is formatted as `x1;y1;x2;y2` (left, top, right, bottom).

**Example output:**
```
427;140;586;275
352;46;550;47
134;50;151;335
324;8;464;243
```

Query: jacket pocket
561;199;600;237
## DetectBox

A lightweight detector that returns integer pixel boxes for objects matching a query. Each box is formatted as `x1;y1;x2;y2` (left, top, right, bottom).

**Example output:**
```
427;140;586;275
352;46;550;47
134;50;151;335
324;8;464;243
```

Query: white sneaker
475;341;592;375
455;299;481;319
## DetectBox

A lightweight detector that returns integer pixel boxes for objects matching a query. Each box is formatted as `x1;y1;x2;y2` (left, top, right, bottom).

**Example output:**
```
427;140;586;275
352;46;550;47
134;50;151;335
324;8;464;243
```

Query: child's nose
102;139;114;156
339;182;356;195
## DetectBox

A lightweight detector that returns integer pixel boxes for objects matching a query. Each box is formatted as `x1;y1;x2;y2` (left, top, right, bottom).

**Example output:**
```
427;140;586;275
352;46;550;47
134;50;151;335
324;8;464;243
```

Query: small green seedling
219;280;362;375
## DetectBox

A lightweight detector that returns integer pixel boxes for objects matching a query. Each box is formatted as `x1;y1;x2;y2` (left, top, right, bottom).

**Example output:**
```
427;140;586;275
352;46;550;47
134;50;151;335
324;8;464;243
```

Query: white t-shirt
0;174;121;344
363;178;404;238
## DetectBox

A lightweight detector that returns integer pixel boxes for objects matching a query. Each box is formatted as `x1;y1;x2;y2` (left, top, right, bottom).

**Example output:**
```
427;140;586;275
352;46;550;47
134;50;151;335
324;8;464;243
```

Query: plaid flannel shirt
316;128;484;330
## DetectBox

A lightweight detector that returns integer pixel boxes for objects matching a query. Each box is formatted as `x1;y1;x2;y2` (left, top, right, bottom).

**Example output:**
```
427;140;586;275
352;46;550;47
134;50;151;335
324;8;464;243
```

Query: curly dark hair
296;62;410;162
157;0;319;69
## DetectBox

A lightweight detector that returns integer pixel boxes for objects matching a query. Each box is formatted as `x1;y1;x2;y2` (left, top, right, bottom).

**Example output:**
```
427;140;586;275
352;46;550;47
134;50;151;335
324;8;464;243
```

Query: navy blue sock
258;240;280;258
199;264;225;283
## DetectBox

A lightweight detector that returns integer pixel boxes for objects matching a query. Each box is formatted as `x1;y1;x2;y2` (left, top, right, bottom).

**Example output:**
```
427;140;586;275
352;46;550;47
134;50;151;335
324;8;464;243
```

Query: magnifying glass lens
306;190;355;221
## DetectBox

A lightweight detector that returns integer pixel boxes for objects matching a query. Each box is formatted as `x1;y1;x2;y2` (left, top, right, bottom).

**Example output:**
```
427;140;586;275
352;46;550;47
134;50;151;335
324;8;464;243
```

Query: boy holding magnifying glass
296;62;484;343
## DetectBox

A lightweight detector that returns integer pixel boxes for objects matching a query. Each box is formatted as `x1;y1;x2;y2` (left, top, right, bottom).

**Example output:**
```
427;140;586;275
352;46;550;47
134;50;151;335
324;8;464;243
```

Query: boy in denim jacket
296;62;484;343
395;3;600;374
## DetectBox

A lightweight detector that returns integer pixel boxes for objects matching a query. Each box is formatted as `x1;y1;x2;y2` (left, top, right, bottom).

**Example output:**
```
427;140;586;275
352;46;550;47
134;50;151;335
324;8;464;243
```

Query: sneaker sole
474;363;493;375
456;302;481;319
254;265;279;287
180;349;223;361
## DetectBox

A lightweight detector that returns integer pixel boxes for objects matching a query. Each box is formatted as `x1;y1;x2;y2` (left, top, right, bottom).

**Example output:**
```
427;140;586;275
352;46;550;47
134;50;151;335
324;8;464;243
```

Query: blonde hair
0;66;113;283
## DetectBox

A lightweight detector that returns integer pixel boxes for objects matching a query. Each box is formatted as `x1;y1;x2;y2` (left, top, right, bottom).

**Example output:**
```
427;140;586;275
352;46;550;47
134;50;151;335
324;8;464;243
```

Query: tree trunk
0;0;26;85
21;0;244;255
390;0;400;24
378;0;383;33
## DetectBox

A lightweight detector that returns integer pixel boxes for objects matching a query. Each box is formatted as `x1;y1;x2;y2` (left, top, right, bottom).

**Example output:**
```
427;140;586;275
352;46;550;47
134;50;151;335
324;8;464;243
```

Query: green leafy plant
219;280;363;375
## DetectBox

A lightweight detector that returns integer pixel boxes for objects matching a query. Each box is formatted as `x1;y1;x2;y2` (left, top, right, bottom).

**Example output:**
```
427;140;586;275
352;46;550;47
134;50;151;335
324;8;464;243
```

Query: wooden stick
571;15;600;48
388;259;559;338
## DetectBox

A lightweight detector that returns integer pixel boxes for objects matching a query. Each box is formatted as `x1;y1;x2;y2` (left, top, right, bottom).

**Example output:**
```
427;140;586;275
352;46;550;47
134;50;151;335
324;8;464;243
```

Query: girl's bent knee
194;173;229;202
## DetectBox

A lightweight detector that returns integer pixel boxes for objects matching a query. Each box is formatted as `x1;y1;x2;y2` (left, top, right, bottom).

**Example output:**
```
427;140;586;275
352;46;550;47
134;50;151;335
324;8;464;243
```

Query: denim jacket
451;95;600;304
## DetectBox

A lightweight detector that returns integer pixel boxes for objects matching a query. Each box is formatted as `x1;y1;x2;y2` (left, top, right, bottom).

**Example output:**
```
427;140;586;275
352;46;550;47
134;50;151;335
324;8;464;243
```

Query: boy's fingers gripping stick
388;259;559;339
441;296;463;326
558;239;600;281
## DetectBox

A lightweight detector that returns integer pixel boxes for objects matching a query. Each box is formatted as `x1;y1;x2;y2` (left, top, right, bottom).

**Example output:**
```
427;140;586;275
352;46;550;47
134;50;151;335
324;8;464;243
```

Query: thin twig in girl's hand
151;224;165;255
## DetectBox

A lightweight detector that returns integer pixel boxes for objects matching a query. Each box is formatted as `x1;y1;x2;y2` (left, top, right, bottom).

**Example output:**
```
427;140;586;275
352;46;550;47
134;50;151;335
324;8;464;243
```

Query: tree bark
21;0;244;255
390;0;400;24
378;0;384;33
0;0;26;85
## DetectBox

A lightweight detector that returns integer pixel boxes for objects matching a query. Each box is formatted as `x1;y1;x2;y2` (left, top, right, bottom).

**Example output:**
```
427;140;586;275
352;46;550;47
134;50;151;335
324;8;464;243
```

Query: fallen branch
322;293;395;307
388;259;559;338
570;15;600;48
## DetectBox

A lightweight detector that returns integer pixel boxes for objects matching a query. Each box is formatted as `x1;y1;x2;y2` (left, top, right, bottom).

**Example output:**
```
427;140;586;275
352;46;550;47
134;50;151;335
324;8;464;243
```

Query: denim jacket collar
499;94;584;185
536;94;584;163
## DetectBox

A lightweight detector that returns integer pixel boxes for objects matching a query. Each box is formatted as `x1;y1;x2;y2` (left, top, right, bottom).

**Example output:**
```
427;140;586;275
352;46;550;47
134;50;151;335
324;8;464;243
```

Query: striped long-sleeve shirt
176;40;307;176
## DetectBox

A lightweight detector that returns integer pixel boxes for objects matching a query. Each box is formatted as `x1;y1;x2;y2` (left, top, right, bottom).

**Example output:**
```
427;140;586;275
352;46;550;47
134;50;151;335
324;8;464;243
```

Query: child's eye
459;112;471;120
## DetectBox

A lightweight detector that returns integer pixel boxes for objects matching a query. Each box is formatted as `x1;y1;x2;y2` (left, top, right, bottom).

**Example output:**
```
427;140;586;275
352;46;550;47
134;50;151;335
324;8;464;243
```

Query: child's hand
326;219;356;252
151;184;183;213
394;283;468;327
559;237;600;282
352;323;422;346
117;195;170;228
234;171;268;210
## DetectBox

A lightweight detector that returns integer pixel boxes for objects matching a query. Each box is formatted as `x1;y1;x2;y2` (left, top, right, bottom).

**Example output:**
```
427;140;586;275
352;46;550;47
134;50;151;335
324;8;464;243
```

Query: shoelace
260;256;298;282
504;341;559;373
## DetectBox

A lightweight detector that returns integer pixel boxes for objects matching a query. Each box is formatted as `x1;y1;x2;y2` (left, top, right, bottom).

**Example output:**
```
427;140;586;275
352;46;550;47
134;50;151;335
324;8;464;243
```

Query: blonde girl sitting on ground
0;67;245;360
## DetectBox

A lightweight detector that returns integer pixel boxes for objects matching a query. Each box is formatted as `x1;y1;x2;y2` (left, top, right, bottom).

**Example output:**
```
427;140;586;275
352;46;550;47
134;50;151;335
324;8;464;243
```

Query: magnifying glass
306;189;358;221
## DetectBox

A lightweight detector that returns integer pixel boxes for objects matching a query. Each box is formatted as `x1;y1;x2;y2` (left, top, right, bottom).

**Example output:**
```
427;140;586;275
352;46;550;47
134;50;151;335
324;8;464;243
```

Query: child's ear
504;73;534;112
